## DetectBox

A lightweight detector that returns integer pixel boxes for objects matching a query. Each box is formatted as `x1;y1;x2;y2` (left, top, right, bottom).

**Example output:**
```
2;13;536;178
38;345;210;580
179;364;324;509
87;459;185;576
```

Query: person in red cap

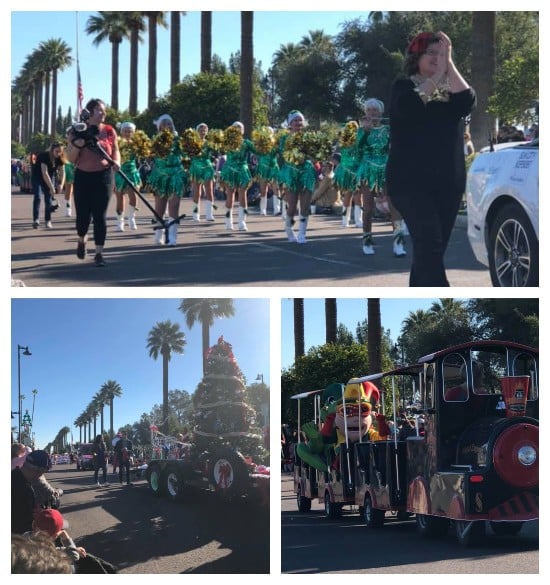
31;508;87;566
386;31;476;287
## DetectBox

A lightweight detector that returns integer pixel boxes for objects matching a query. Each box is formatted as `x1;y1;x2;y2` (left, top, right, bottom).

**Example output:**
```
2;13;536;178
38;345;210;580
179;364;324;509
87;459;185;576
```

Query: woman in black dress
386;31;476;286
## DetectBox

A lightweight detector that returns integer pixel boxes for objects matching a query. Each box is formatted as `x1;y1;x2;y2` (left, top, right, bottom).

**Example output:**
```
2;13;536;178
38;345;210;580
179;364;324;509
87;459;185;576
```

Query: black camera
70;109;98;147
49;198;60;213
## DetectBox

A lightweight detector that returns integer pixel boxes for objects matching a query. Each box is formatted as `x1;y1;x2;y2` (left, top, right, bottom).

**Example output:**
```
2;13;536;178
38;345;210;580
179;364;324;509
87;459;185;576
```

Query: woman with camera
31;143;66;229
66;98;120;267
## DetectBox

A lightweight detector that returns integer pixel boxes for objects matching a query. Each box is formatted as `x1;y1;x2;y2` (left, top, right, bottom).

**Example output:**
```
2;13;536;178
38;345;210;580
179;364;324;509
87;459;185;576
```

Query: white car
466;140;538;286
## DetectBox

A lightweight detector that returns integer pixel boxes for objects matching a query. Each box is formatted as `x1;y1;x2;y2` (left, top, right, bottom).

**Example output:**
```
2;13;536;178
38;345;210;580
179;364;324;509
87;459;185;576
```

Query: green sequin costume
189;143;215;183
356;125;390;193
115;159;141;191
147;136;188;198
64;162;75;184
333;144;359;192
220;139;254;189
278;133;316;193
255;149;280;183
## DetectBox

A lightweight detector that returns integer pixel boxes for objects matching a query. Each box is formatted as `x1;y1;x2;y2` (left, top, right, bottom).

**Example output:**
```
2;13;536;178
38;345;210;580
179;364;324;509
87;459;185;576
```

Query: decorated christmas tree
191;336;268;465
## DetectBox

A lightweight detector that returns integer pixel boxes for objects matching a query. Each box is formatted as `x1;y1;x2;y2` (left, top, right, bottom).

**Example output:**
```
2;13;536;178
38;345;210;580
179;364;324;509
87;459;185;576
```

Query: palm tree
470;12;497;149
100;380;123;440
38;38;73;136
86;12;129;110
147;320;186;433
240;12;254;139
293;299;305;360
367;298;381;376
200;11;212;73
143;12;168;108
325;299;337;344
93;390;107;434
170;11;187;89
178;299;235;375
123;13;146;116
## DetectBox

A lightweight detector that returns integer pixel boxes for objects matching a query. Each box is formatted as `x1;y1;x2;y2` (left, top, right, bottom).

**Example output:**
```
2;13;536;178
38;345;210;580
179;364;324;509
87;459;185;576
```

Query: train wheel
297;485;311;512
455;520;485;546
416;514;449;538
324;492;342;519
363;494;384;528
490;521;523;536
147;463;163;497
165;466;185;502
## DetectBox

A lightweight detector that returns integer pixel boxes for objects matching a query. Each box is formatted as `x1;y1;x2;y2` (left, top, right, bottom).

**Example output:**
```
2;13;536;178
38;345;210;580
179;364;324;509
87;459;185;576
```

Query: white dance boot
285;217;297;242
192;202;201;222
128;206;137;230
362;232;375;255
238;207;248;231
167;218;179;246
225;209;234;231
204;200;215;221
116;213;125;232
392;223;407;257
272;195;281;215
297;215;309;244
342;206;351;228
260;196;267;216
154;221;165;245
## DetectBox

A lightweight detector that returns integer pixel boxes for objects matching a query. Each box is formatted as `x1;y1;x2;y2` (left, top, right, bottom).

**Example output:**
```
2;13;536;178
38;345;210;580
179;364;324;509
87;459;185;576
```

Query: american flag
77;62;84;115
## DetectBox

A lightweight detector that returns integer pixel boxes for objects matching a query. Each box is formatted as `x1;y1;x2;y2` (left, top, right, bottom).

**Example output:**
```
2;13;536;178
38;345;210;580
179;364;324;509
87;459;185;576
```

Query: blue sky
281;298;454;369
11;9;370;118
11;298;270;449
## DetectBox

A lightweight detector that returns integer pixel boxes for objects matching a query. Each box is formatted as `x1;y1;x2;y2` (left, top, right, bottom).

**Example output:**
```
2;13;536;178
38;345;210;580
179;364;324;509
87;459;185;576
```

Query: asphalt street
11;188;492;288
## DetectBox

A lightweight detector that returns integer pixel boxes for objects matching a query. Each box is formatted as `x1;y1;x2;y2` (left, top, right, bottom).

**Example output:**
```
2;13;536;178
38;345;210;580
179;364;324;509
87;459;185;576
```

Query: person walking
92;434;108;487
114;432;133;485
66;98;121;267
31;142;66;229
386;31;476;286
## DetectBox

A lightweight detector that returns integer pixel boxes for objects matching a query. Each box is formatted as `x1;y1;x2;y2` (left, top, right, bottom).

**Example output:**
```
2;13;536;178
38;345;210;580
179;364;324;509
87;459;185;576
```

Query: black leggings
74;168;112;246
390;187;463;287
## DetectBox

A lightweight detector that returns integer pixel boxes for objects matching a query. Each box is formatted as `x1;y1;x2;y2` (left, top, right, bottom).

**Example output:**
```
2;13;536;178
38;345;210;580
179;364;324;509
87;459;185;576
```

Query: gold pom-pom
283;131;306;165
151;128;174;158
223;126;244;153
179;128;204;158
252;127;275;155
207;128;224;152
339;121;358;148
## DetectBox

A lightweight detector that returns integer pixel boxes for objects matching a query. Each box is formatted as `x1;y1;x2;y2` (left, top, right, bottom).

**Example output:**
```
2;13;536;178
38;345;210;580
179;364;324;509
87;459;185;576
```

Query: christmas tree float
191;336;269;498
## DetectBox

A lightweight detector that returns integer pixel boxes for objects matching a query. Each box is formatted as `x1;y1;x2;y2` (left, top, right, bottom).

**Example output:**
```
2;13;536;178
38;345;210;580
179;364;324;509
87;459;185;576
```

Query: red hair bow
407;32;436;55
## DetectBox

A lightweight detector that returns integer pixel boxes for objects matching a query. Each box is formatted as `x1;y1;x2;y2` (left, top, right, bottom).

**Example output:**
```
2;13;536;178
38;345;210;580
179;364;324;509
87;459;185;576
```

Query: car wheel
454;520;485;546
147;463;163;497
362;493;384;528
296;485;311;512
324;491;342;519
490;521;523;536
489;203;538;286
165;466;185;502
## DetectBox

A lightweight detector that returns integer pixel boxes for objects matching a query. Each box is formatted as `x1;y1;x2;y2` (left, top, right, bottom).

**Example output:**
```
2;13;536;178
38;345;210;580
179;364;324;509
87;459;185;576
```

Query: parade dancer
114;122;150;231
278;111;316;244
252;126;281;216
356;99;406;256
147;114;187;246
219;122;254;231
334;121;361;228
189;123;217;222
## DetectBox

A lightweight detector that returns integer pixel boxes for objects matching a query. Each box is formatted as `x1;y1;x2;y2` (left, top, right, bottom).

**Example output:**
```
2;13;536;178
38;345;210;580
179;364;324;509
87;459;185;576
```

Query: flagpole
75;12;82;119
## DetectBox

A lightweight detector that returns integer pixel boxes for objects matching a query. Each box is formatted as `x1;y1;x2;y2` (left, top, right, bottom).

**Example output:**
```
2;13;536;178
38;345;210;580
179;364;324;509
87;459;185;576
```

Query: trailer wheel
210;450;249;498
454;520;485;546
324;492;342;519
416;514;449;538
165;466;185;502
362;494;384;528
490;521;523;536
147;463;163;497
297;485;311;512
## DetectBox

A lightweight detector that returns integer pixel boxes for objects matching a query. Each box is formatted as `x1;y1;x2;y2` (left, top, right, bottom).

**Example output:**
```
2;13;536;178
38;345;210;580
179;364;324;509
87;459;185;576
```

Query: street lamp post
255;373;264;385
17;344;31;443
